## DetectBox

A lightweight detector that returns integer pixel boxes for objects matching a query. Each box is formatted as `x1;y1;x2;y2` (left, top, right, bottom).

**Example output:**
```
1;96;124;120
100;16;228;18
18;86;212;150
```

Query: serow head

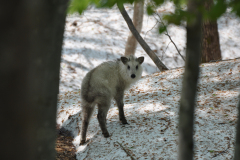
121;55;144;79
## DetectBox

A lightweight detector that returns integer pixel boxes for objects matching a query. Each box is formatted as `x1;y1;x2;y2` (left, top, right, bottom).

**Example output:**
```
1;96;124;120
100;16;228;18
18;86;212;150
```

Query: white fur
79;55;144;144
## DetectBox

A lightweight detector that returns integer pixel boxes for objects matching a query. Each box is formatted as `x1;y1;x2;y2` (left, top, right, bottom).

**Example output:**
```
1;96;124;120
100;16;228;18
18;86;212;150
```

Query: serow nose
131;74;136;79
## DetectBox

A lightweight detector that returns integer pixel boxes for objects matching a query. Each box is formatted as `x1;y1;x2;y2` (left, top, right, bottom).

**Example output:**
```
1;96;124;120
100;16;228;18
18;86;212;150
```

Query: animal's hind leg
97;99;111;138
80;103;95;145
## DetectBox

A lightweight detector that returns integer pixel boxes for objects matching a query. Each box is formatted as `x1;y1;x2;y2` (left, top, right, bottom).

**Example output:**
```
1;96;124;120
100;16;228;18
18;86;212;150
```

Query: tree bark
201;0;222;63
0;0;68;159
125;0;144;56
234;95;240;160
178;0;202;159
118;3;168;71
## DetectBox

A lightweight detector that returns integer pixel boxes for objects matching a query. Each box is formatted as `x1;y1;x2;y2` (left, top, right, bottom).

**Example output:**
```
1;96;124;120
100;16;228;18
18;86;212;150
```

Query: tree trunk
118;3;169;71
125;0;144;56
234;95;240;160
178;0;202;159
0;0;68;159
201;0;222;63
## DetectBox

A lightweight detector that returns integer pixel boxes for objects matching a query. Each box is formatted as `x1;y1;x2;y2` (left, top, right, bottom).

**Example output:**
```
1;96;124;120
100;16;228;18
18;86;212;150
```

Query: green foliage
159;25;167;34
229;0;240;16
202;0;227;21
170;0;187;5
68;0;135;14
163;0;240;27
210;0;227;18
99;0;116;8
152;0;165;6
147;5;155;15
163;8;196;26
68;0;240;35
68;0;91;14
100;0;135;8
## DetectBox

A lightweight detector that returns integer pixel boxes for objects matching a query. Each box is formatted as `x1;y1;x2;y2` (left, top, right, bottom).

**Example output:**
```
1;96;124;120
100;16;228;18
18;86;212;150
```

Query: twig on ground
211;136;231;158
209;58;223;63
115;141;136;160
208;57;240;63
159;117;171;132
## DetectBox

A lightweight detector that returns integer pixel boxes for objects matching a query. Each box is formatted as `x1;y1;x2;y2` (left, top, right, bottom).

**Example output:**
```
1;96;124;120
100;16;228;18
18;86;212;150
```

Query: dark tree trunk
201;0;222;63
178;0;202;159
234;95;240;160
0;0;68;159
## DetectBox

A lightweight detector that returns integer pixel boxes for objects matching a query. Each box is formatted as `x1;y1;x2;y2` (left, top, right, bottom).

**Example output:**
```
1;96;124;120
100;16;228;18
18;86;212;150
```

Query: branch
165;33;185;61
144;20;158;39
159;117;171;132
115;141;136;160
161;41;171;59
117;3;168;71
153;13;185;61
212;136;231;158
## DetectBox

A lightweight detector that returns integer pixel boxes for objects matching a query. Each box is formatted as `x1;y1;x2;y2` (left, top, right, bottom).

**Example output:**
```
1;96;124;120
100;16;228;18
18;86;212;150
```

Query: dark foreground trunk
0;0;68;159
234;95;240;160
178;0;202;159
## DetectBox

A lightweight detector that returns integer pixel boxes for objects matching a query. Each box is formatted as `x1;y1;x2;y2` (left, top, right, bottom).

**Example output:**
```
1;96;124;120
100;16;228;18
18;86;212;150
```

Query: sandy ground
57;2;240;160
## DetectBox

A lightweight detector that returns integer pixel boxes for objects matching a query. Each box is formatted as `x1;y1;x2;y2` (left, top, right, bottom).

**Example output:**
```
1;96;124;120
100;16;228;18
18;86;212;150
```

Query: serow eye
128;65;130;70
136;65;138;70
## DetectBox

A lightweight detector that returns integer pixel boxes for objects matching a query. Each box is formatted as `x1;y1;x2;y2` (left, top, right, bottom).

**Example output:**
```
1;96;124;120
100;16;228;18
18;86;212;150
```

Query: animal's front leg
115;94;128;124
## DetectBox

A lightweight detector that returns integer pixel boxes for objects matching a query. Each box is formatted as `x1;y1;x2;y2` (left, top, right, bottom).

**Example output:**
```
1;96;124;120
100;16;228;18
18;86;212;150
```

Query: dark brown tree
178;0;202;159
0;0;68;159
201;0;222;63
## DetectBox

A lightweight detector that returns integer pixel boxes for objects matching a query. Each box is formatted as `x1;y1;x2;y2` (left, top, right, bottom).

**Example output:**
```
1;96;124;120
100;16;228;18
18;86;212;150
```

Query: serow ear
137;57;144;64
121;57;129;64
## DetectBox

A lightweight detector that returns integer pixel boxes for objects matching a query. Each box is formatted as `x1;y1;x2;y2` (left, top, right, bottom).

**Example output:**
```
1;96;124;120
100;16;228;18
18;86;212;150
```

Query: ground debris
56;125;77;160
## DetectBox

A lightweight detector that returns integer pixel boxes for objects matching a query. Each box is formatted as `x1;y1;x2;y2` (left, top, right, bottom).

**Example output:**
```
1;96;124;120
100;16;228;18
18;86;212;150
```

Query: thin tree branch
153;13;185;61
144;20;158;39
165;33;185;61
163;41;171;56
115;141;136;160
117;3;168;71
160;41;171;60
